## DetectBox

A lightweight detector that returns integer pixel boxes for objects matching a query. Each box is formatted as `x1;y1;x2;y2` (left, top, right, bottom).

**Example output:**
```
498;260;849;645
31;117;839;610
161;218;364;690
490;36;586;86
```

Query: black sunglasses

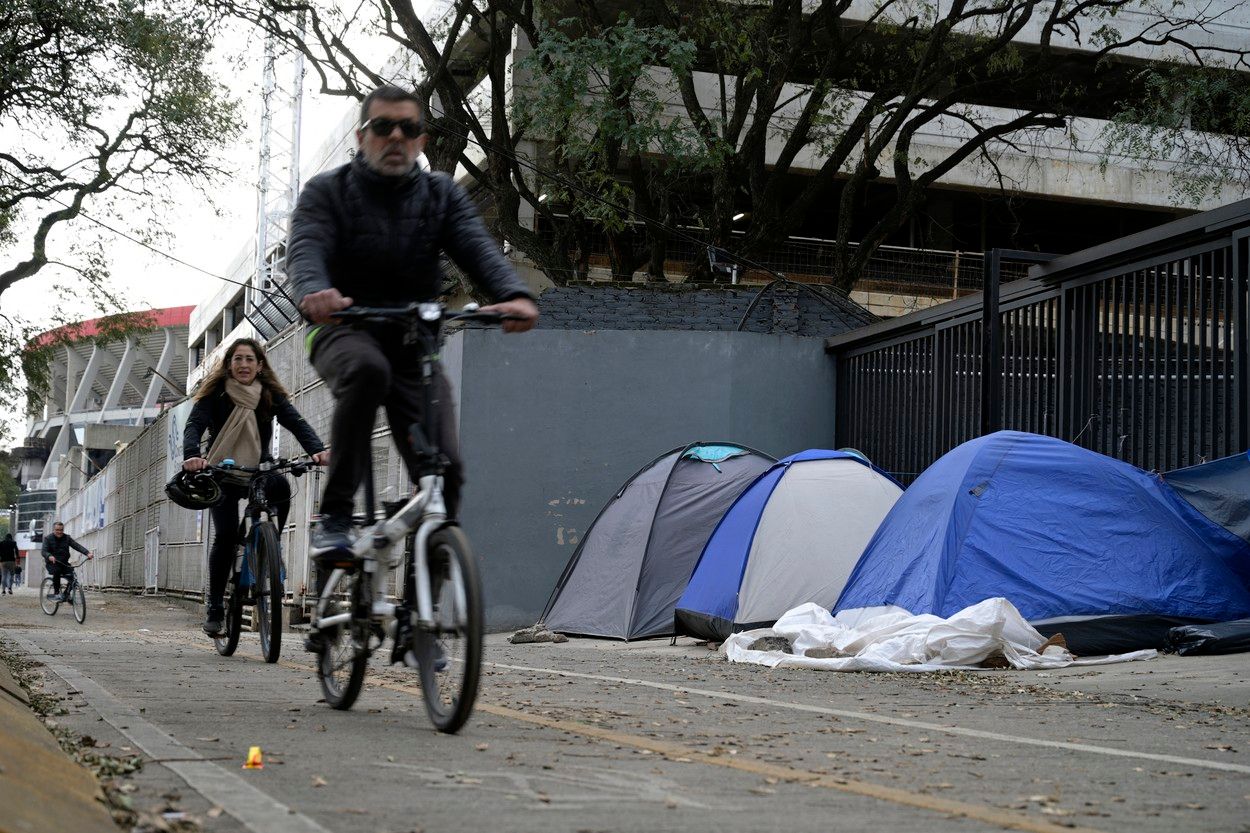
362;117;423;139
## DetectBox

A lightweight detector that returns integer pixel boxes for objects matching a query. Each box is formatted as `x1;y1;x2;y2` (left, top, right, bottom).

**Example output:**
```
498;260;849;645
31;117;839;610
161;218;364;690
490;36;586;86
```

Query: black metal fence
828;199;1250;483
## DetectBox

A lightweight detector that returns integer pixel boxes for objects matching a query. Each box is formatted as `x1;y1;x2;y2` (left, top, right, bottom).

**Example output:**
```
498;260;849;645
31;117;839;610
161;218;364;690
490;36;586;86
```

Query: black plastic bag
1166;618;1250;656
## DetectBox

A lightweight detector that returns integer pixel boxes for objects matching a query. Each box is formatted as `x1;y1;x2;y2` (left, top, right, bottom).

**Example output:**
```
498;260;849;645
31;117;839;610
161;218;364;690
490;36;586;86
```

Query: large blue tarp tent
675;450;903;641
1163;450;1250;546
835;432;1250;655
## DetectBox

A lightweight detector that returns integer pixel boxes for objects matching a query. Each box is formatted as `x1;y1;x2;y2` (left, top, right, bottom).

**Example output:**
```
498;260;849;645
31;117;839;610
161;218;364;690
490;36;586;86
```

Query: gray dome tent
541;443;776;640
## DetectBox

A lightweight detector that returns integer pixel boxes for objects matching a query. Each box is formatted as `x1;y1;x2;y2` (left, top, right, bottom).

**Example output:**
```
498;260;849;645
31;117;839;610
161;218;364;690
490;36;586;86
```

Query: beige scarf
206;379;263;468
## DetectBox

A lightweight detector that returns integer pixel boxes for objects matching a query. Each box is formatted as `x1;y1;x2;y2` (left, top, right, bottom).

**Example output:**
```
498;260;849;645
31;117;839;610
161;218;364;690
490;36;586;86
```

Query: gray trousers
0;563;15;591
310;324;463;520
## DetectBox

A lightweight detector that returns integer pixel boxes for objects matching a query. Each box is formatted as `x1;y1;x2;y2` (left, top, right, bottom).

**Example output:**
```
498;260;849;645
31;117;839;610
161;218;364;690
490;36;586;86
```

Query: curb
0;658;119;833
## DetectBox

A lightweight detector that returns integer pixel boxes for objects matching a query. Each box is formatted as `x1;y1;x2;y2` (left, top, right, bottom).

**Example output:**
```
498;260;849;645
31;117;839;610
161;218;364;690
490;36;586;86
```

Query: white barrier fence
54;321;410;613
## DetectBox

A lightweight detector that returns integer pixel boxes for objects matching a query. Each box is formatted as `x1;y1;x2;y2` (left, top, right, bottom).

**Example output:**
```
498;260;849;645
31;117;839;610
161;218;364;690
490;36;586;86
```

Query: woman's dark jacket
183;387;324;462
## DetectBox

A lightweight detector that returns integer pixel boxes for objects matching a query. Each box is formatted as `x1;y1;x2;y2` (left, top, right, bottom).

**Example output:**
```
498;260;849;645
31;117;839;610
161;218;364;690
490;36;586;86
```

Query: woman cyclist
183;338;328;636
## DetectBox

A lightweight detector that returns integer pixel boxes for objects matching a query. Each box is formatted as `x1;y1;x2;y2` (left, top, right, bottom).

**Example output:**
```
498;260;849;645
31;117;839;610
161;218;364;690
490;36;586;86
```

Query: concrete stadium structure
13;307;191;559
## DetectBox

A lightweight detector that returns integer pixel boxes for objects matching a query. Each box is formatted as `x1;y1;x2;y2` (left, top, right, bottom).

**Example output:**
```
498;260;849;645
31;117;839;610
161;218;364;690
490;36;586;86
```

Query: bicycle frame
213;458;310;578
48;557;88;584
313;304;485;637
315;473;455;633
235;476;283;586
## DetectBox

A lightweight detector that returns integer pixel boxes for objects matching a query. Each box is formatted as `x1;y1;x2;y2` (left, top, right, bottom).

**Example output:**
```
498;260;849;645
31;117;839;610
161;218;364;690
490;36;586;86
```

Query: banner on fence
165;399;195;482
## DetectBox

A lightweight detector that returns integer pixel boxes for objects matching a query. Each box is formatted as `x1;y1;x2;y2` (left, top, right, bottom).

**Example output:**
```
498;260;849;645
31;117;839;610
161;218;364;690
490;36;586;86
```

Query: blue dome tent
675;450;903;642
835;432;1250;654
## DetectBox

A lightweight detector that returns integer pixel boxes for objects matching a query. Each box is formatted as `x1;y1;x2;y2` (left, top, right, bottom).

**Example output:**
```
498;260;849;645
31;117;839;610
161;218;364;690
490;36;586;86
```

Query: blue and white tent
835;432;1250;654
675;450;903;641
541;443;775;640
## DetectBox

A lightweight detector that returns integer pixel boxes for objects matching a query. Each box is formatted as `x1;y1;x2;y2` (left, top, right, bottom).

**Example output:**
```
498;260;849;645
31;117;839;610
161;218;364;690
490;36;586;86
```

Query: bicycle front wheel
71;581;86;624
214;579;244;657
254;522;284;663
414;526;483;734
39;577;58;616
316;567;368;710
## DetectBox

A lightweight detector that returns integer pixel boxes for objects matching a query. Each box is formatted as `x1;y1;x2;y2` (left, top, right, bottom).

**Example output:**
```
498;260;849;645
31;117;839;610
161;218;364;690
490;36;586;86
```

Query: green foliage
1103;62;1250;205
518;14;728;234
0;448;17;512
0;0;239;431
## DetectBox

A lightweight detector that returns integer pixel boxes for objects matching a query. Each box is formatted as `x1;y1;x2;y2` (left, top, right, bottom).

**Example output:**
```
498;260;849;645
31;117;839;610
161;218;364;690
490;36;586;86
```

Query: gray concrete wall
449;329;837;630
56;325;839;633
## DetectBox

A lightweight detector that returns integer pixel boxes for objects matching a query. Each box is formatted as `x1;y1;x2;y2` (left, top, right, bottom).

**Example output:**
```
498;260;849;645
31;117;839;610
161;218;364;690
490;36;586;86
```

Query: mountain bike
310;302;501;733
40;556;90;624
208;457;315;663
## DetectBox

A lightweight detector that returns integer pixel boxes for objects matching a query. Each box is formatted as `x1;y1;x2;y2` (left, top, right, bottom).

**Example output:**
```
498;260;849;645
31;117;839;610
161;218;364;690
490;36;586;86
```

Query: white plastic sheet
723;598;1156;672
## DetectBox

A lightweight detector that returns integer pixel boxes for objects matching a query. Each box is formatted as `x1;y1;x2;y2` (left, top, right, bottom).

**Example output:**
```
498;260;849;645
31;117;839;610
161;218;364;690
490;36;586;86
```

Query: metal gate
144;526;160;593
828;199;1250;483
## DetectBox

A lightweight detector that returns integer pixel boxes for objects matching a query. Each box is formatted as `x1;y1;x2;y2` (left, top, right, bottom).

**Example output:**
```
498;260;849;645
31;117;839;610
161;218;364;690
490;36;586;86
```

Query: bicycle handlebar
46;554;91;568
209;456;320;477
330;302;520;326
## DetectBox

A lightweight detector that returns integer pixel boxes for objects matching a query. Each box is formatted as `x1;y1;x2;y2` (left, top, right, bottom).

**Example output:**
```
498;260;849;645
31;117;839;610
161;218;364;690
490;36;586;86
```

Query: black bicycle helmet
165;470;224;510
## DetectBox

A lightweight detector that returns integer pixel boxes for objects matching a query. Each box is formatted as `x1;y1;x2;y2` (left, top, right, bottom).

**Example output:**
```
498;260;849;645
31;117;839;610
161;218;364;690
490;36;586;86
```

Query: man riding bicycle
287;85;538;642
42;522;92;601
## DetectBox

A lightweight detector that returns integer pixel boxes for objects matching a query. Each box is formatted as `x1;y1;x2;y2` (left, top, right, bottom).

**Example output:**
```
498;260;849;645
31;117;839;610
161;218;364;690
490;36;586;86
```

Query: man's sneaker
311;516;354;557
46;589;60;599
303;630;325;654
203;607;225;636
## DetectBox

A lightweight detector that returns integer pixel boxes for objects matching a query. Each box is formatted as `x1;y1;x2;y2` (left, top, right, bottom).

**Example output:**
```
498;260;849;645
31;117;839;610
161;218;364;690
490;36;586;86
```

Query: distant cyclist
287;84;538;567
42;522;91;601
183;338;329;636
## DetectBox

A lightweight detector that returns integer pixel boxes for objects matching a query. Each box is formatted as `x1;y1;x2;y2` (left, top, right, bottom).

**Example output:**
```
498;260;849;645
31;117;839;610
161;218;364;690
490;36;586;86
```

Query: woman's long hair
194;338;290;409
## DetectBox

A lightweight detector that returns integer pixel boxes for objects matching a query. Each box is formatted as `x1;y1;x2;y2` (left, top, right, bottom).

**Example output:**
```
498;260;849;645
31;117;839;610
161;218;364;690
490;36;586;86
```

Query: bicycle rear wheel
253;522;284;663
414;526;483;734
316;567;368;710
71;581;86;624
214;579;244;656
39;577;58;616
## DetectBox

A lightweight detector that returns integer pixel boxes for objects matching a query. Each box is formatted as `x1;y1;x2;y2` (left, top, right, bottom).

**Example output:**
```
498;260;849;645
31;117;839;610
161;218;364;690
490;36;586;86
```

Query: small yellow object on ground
243;745;263;769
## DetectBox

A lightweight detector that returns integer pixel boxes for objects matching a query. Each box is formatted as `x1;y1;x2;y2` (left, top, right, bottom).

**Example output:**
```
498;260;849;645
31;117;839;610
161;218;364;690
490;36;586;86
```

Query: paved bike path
3;591;1250;833
0;594;989;833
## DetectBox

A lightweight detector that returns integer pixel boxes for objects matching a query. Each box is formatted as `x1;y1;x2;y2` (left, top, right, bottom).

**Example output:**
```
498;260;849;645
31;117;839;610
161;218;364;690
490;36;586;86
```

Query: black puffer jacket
286;155;533;309
43;533;87;561
183;388;324;462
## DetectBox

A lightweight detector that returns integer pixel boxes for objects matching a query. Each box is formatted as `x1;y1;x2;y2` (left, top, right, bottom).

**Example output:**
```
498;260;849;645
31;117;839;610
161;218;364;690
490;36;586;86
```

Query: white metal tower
250;19;306;339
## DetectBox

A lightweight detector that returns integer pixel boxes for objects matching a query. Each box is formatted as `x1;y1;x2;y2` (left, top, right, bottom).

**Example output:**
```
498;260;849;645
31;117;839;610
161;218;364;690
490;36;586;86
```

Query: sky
0;17;391;442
